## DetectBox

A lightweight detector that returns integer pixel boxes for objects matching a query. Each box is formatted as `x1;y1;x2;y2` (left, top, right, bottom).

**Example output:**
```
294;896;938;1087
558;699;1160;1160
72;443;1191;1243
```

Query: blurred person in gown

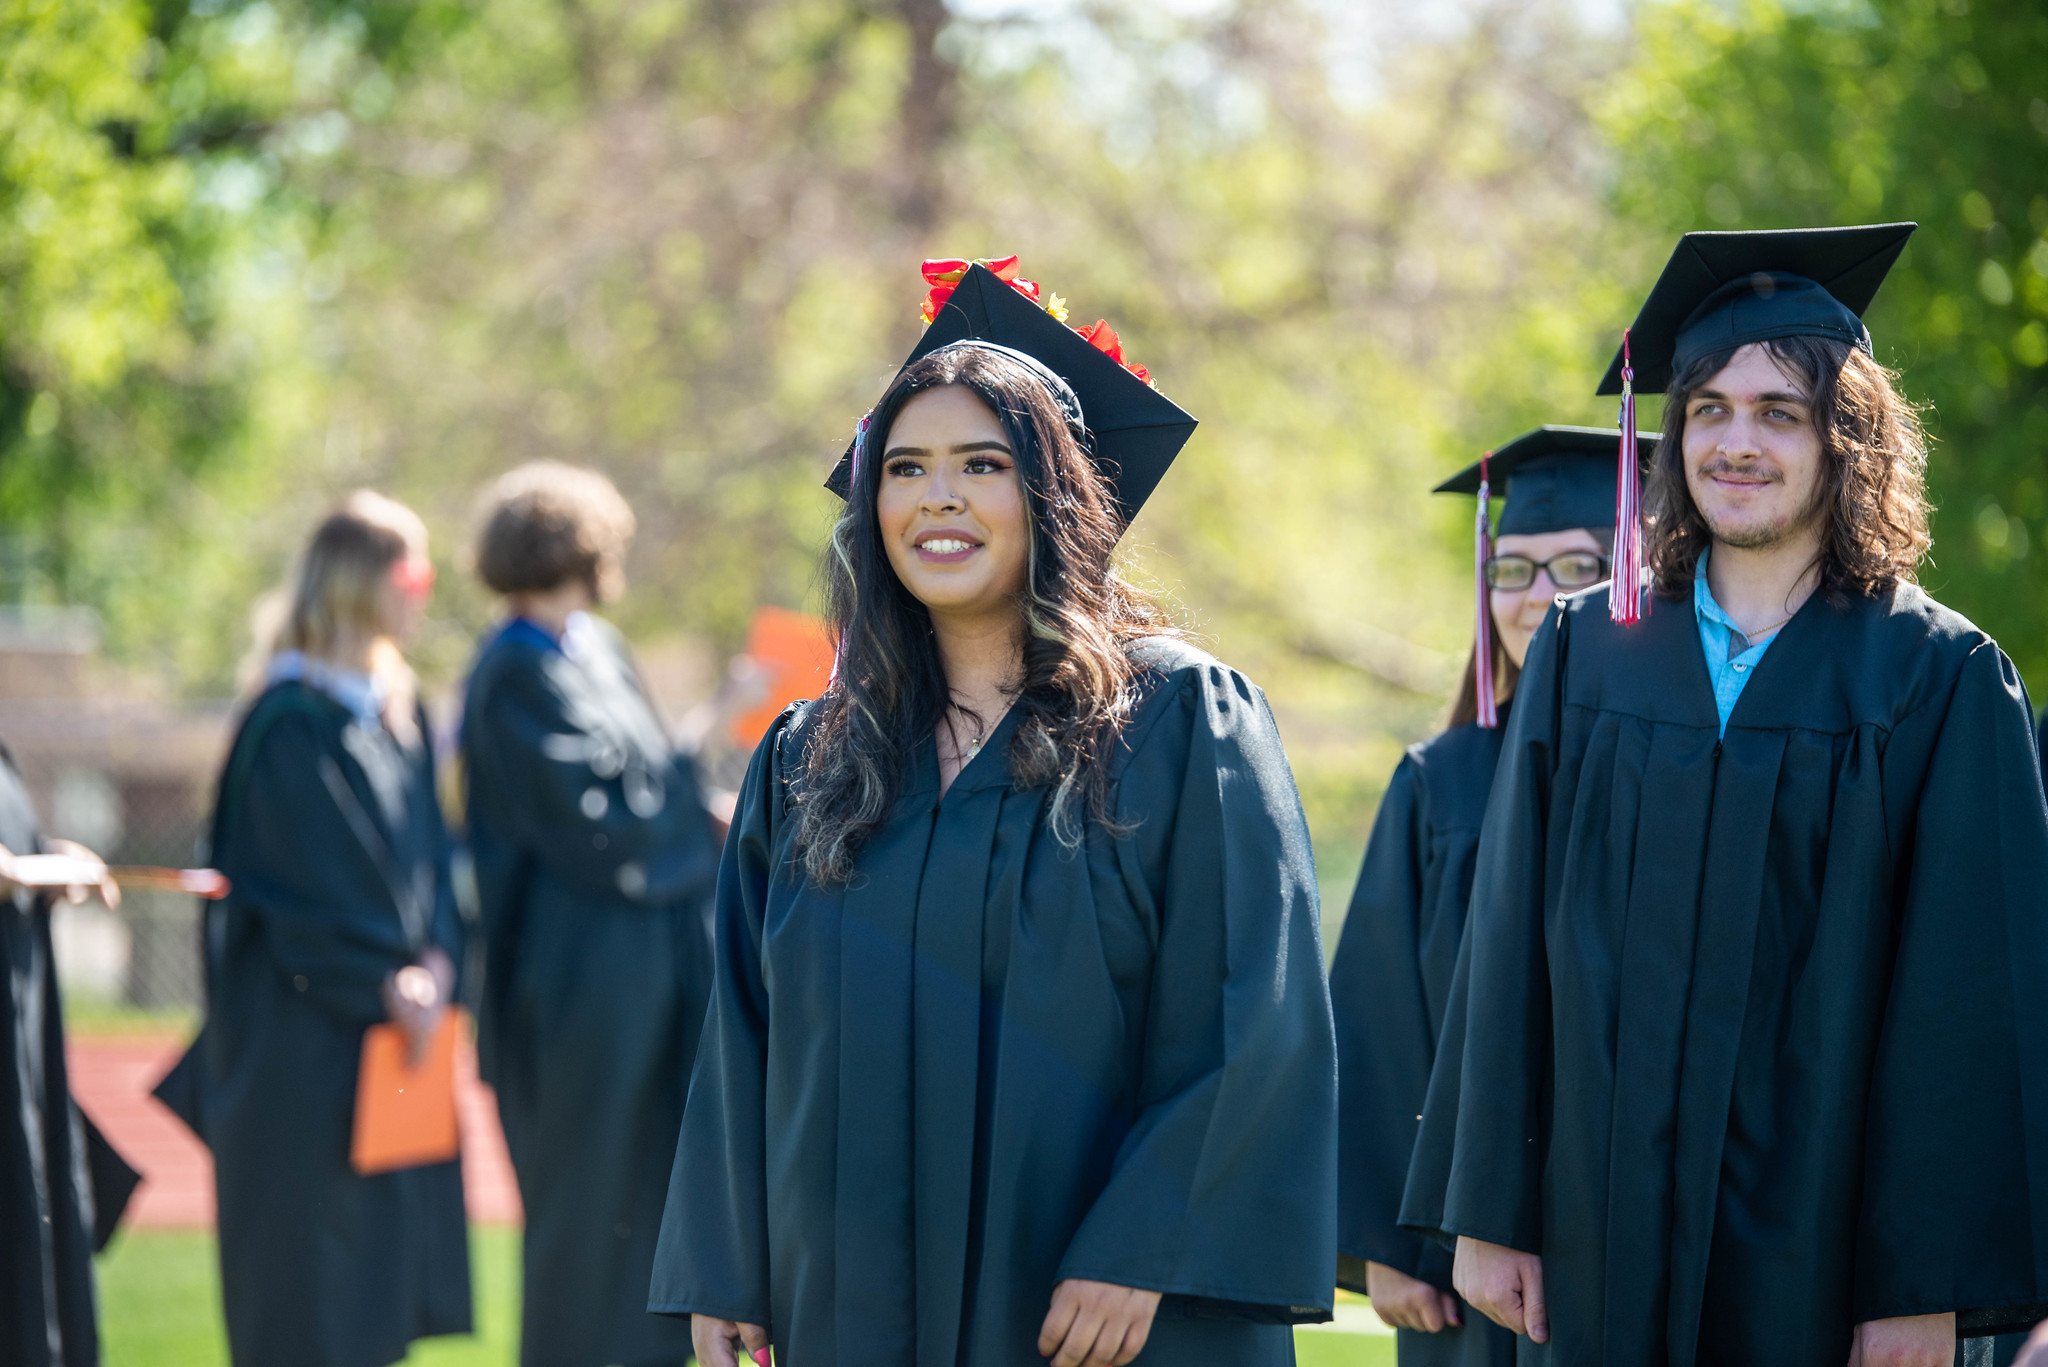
460;462;721;1367
1329;428;1644;1367
651;261;1337;1367
162;491;471;1367
2;763;132;1367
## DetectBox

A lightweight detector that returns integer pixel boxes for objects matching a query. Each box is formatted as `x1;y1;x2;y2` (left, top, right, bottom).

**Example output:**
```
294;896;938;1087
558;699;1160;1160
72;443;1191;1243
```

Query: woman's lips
914;535;980;564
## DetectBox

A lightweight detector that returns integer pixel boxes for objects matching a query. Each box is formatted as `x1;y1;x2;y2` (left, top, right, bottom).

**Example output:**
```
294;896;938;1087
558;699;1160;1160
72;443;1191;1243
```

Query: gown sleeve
1330;756;1437;1287
647;710;787;1328
419;733;468;982
1400;609;1561;1255
1854;641;2048;1331
467;651;717;908
1056;663;1338;1321
226;712;421;1027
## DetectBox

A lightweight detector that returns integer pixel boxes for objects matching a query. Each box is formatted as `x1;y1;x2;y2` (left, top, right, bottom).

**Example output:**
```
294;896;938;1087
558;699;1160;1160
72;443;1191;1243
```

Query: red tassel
1610;329;1645;627
1474;451;1498;729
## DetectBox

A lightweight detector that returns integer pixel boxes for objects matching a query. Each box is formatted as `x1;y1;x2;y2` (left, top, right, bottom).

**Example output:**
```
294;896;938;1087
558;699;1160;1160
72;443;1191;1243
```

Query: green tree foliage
1605;0;2048;681
278;0;1625;861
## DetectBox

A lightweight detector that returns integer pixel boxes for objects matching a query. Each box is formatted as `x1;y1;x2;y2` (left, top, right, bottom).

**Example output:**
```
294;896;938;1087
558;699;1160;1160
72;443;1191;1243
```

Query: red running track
65;1031;524;1228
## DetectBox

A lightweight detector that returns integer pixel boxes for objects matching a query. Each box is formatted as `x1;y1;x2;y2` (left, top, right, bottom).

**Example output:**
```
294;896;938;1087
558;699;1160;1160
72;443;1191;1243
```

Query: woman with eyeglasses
1328;427;1650;1367
166;491;472;1367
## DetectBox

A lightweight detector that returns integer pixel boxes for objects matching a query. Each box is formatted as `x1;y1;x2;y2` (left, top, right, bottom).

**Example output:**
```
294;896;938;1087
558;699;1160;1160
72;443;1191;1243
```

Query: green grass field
95;1226;1394;1366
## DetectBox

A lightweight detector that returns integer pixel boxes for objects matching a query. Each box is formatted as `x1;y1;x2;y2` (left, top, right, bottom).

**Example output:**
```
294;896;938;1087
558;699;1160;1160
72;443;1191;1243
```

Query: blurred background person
164;491;471;1367
461;462;721;1367
1328;427;1641;1367
2;763;129;1367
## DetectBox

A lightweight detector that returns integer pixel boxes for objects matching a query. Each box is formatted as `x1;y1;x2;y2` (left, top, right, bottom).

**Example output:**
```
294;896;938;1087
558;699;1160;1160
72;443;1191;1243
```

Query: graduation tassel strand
1610;329;1645;627
1474;451;1499;729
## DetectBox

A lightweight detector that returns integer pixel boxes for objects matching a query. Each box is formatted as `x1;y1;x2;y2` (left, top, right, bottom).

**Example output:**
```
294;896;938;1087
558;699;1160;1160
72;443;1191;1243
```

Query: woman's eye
887;459;924;478
964;457;1007;475
1691;401;1723;418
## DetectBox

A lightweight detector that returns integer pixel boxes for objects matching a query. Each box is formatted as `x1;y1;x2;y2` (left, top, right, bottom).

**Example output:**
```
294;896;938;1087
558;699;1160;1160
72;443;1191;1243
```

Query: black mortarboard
1439;425;1658;727
1434;425;1658;537
1597;223;1916;394
824;262;1198;526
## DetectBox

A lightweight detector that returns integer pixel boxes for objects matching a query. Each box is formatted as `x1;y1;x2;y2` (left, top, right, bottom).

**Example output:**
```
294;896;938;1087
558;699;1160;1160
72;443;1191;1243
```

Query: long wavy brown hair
792;344;1176;886
1646;336;1931;601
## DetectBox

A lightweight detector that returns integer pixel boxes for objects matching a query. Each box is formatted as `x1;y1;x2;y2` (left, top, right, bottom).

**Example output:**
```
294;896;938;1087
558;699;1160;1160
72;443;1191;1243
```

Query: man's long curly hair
791;344;1176;887
1646;336;1931;601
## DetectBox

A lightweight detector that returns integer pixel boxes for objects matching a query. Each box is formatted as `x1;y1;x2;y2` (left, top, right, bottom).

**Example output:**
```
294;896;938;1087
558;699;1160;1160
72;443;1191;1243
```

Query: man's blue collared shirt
1693;547;1777;736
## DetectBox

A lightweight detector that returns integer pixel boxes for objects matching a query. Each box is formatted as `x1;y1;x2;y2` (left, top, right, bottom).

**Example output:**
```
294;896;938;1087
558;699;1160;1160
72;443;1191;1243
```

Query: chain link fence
1;609;230;1013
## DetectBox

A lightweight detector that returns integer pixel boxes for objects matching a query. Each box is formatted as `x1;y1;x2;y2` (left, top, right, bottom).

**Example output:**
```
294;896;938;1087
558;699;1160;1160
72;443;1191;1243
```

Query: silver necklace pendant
965;733;983;758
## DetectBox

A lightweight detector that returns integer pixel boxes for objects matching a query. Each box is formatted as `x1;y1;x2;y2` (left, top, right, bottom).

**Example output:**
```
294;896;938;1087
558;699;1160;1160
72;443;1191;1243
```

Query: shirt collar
266;650;386;730
1692;545;1741;633
498;610;600;663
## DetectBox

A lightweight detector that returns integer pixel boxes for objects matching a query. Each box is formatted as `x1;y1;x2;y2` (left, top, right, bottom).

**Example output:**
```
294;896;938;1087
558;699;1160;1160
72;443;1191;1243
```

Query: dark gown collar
1572;586;1851;737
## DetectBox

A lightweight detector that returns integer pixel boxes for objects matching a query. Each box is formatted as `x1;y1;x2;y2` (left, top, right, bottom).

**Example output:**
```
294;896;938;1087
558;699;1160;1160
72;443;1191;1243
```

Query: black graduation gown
2;751;101;1367
1401;582;2048;1366
650;640;1337;1366
1330;718;1514;1367
461;617;719;1367
190;682;472;1367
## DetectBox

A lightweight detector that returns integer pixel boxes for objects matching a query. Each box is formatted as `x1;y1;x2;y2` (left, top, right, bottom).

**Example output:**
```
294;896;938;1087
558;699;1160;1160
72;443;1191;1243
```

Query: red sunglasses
391;557;437;599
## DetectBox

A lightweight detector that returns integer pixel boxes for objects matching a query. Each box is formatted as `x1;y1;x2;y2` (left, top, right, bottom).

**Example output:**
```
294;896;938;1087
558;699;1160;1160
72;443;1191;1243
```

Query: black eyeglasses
1485;551;1610;592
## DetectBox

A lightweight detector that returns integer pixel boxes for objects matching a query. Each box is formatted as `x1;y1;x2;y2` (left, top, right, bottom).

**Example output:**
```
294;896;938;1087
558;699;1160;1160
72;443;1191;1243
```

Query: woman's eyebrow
881;440;1013;459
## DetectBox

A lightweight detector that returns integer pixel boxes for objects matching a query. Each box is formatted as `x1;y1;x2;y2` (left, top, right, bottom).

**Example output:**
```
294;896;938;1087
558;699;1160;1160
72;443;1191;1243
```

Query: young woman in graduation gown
651;262;1338;1367
460;462;720;1367
1329;428;1639;1367
174;493;471;1367
1;764;132;1367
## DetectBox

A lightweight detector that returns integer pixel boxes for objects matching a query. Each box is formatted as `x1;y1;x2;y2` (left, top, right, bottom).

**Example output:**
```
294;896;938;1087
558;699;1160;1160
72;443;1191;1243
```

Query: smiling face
1680;342;1828;552
875;384;1032;622
1489;527;1608;669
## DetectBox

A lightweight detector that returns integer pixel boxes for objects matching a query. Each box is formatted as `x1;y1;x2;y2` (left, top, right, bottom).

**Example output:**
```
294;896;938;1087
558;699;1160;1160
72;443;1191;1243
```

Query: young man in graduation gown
1;755;135;1367
462;463;722;1367
1333;428;1645;1367
1401;224;2048;1366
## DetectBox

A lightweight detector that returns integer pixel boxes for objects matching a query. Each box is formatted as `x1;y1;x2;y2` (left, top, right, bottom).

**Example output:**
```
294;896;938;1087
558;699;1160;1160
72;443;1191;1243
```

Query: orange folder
730;606;837;747
350;1008;462;1175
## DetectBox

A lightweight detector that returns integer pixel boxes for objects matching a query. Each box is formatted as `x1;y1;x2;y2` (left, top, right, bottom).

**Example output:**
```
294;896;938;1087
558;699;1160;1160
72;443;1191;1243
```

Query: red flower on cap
1074;318;1151;384
921;256;1042;323
917;256;1153;385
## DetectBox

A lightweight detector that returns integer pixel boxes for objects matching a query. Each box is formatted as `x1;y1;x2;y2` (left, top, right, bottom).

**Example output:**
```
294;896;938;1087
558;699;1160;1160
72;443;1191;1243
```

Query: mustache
1699;459;1782;482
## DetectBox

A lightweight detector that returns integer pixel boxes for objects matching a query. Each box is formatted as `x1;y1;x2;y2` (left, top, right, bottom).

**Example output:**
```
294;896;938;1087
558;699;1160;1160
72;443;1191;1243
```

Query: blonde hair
269;490;429;741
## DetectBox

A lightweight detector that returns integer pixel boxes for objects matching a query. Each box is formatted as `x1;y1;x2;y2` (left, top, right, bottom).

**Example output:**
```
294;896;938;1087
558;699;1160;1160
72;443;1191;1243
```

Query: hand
1846;1313;1955;1367
1365;1260;1462;1333
691;1315;770;1367
2010;1318;2048;1367
1453;1236;1547;1343
42;839;120;910
1038;1279;1161;1366
382;947;453;1065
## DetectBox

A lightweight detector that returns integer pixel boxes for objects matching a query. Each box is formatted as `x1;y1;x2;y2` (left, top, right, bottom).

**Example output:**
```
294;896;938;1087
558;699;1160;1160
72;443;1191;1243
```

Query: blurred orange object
351;1008;462;1175
730;607;835;747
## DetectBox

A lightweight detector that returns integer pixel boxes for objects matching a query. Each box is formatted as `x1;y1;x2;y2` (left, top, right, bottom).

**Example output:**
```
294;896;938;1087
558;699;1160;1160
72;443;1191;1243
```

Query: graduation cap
1594;223;1914;627
1435;425;1657;537
1438;426;1659;727
1596;223;1916;396
824;260;1198;528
